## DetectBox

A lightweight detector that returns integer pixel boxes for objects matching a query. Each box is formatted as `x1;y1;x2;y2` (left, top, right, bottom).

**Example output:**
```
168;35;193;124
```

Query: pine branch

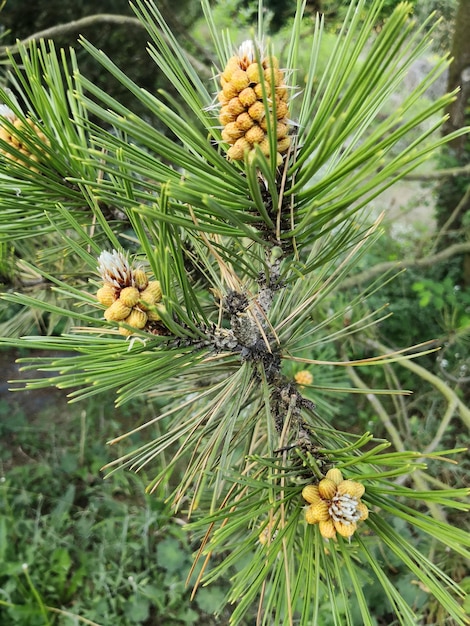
1;2;469;623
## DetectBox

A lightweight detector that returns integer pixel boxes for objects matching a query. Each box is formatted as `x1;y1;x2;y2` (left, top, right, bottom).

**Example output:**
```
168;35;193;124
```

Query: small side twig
404;162;470;181
430;184;470;253
367;339;470;431
340;241;470;289
0;14;211;78
345;363;404;453
1;15;145;51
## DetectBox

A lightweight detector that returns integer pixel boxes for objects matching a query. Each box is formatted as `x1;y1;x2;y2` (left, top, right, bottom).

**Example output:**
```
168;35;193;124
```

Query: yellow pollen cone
305;501;330;524
231;69;250;91
337;480;365;499
96;284;116;307
245;125;265;145
356;502;369;521
104;299;131;321
220;106;236;126
295;370;313;386
134;269;149;290
236;112;255;131
248;101;265;122
319;520;336;539
318;478;337;500
222;81;239;100
277;136;291;153
334;521;357;538
147;309;162;322
253;82;268;99
325;469;343;485
221;56;241;82
239;87;257;107
119;308;148;336
126;308;147;329
119;286;140;307
140;281;162;308
227;138;251;160
246;62;261;83
333;522;357;538
227;97;245;116
302;484;321;504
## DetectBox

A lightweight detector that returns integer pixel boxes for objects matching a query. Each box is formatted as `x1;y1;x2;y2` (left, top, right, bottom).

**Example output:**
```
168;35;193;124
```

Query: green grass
0;392;235;626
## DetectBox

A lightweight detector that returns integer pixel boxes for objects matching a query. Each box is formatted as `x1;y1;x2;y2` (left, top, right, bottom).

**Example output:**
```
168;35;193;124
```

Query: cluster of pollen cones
96;250;163;336
218;41;291;165
0;105;49;170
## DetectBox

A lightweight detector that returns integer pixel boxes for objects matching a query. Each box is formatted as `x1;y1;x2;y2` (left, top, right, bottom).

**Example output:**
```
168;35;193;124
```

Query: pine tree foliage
0;1;469;624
